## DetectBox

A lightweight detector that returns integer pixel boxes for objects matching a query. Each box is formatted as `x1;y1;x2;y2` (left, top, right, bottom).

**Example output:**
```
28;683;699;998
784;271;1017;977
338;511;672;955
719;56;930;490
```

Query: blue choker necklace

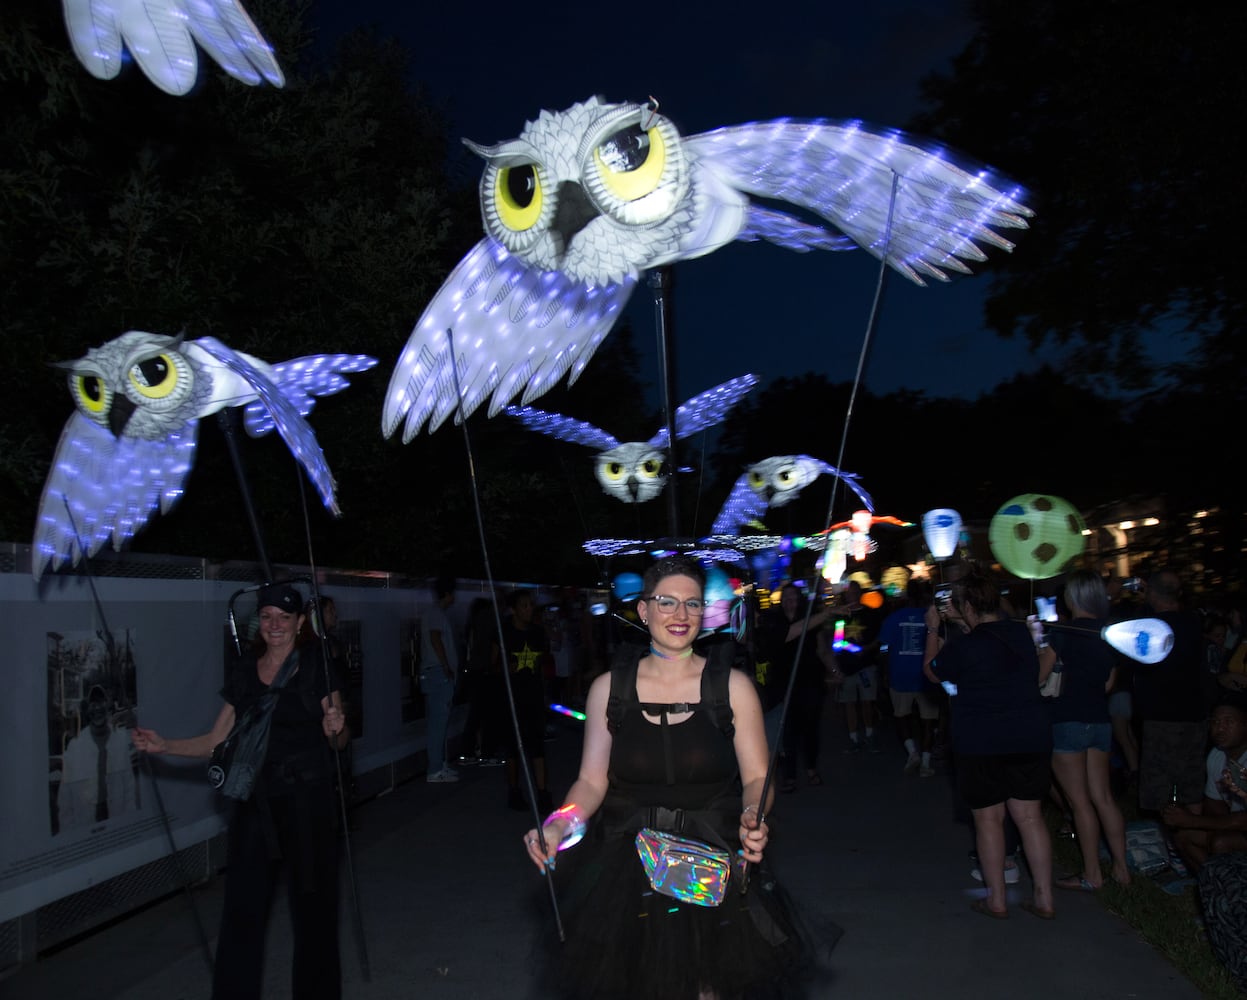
650;643;693;661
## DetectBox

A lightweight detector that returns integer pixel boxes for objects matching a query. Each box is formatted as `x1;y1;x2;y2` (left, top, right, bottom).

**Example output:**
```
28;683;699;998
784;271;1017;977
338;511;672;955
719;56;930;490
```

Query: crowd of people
121;561;1247;998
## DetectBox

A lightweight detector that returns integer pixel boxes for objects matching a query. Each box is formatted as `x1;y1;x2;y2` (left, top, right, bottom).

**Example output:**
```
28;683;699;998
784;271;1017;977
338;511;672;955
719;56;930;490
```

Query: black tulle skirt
529;824;837;1000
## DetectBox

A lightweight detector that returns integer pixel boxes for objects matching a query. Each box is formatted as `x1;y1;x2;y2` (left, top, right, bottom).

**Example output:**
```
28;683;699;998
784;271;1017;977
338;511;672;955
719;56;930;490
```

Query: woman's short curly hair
641;554;706;598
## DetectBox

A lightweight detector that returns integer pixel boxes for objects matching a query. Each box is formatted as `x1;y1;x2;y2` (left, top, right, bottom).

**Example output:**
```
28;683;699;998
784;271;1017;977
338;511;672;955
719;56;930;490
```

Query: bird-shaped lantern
33;330;375;580
504;374;757;503
382;96;1032;440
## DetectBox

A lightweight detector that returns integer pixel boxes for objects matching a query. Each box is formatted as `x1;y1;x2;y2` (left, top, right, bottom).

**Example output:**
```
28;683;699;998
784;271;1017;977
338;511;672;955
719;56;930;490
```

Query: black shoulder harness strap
606;643;735;743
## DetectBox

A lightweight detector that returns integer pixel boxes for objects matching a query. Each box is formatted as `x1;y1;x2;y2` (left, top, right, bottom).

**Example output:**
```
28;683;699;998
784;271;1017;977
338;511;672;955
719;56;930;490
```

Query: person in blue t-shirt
880;579;939;776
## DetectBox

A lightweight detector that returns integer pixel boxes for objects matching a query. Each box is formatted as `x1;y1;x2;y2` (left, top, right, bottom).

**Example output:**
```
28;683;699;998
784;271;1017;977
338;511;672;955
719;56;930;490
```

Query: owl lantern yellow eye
494;164;543;232
73;374;110;415
602;461;626;483
592;125;666;202
748;471;767;490
638;458;663;479
128;353;179;399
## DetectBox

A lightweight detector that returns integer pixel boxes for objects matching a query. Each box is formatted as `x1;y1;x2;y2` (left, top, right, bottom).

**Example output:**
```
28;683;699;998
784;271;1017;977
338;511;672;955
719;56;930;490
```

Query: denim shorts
1052;721;1112;754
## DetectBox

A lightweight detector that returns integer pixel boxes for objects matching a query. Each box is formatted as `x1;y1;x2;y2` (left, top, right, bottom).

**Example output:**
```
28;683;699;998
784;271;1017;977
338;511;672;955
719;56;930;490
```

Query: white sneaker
904;753;921;774
427;767;460;783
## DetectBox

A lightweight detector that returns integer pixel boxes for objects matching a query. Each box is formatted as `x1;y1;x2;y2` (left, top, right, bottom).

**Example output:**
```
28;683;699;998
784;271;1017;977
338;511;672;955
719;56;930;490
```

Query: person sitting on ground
1162;692;1247;875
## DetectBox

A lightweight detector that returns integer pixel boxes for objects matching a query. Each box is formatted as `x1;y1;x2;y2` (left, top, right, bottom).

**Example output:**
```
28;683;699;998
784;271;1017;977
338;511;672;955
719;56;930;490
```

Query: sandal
969;898;1009;920
780;778;797;793
1055;874;1100;892
807;771;824;786
1020;901;1055;920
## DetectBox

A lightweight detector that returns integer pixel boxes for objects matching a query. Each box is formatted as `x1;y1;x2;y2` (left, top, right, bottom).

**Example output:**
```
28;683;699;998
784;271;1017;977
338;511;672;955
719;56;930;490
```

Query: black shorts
956;751;1051;810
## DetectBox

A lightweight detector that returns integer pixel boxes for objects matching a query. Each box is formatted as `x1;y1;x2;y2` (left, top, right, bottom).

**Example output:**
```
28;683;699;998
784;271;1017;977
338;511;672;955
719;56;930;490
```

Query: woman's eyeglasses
646;595;706;615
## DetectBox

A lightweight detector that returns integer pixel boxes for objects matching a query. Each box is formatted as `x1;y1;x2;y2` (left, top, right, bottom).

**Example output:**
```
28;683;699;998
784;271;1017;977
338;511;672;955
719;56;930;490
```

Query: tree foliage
909;1;1245;401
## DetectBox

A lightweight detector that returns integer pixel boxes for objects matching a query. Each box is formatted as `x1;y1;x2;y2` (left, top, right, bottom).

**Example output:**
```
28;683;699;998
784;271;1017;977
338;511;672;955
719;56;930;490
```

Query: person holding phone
1163;692;1247;874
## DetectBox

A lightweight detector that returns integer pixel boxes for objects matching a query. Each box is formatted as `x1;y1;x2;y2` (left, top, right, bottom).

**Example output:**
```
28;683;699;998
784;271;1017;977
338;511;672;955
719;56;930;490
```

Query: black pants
782;686;825;778
212;780;341;1000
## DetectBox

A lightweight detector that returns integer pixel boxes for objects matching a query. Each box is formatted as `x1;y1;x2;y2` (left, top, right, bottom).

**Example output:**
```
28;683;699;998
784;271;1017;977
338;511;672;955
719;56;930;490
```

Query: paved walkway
2;708;1204;999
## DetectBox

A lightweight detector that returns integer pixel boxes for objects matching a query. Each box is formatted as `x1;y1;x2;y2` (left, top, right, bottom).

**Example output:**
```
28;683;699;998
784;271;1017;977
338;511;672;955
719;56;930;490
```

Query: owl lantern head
55;331;200;441
466;97;694;285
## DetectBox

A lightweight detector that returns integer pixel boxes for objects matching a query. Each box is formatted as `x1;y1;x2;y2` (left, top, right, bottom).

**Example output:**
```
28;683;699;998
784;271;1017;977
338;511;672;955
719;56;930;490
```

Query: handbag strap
224;649;301;742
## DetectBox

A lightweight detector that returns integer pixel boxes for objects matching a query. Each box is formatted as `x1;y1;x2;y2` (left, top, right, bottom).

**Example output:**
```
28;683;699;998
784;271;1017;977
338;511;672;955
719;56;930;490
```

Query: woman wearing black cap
132;584;348;1000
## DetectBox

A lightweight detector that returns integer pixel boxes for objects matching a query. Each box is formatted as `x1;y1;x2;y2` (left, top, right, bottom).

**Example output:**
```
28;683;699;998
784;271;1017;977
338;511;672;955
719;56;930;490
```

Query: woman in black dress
523;555;811;999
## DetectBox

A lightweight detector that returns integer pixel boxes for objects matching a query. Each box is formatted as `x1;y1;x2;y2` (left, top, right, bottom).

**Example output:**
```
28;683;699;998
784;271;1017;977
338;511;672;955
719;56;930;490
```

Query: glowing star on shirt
512;643;542;673
62;0;284;97
34;330;377;581
382;96;1032;440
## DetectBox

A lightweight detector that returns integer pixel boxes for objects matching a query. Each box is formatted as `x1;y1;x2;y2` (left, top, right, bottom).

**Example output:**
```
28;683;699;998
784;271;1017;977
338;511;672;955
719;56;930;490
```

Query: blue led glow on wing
503;407;619;451
650;374;759;448
737;206;858;253
242;354;379;434
62;0;284;96
383;238;637;442
195;338;343;515
33;412;197;581
709;454;874;536
688;119;1032;285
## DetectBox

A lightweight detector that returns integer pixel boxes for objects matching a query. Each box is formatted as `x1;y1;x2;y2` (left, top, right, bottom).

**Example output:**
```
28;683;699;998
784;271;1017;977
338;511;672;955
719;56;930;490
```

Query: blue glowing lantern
922;509;961;560
612;572;644;603
702;566;736;630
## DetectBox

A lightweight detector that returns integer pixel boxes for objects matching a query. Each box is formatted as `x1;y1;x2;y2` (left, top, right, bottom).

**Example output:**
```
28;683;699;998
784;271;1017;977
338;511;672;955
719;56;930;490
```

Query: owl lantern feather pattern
383;96;1032;441
61;0;284;97
33;331;376;581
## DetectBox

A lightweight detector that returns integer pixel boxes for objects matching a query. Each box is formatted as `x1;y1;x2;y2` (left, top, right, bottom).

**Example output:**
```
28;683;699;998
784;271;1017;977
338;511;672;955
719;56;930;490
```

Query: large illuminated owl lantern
504;374;757;503
710;455;874;537
383;95;1032;440
62;0;283;96
33;331;376;580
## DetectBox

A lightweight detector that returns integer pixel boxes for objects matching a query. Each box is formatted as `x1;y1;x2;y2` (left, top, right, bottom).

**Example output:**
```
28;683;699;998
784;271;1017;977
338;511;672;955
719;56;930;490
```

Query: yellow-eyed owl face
61;331;200;441
467;97;693;285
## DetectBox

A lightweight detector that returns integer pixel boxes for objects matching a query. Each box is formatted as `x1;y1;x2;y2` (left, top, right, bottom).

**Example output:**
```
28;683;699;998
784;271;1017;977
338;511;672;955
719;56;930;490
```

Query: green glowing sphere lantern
988;493;1087;580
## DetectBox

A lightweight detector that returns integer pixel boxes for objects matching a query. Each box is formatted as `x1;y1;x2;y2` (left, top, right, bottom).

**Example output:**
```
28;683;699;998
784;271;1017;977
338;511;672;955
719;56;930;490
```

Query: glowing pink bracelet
543;803;587;851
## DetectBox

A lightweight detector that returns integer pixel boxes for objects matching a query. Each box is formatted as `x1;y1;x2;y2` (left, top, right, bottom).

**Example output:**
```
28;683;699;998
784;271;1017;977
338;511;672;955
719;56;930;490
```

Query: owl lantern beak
550;182;598;248
108;394;137;437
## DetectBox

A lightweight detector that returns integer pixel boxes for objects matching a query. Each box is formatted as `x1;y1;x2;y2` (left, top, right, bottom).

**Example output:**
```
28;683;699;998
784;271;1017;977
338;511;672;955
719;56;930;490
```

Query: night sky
307;0;1078;407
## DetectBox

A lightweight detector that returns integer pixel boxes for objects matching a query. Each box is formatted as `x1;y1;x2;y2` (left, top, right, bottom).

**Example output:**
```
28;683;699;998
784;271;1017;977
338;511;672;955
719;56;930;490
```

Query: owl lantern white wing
710;455;874;537
62;0;284;96
33;331;376;581
504;374;757;503
383;96;1031;441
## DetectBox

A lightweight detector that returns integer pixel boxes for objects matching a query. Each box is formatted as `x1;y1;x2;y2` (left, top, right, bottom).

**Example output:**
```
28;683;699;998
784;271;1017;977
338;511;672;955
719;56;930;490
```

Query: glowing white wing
62;0;284;96
382;238;636;442
687;120;1032;285
34;413;197;581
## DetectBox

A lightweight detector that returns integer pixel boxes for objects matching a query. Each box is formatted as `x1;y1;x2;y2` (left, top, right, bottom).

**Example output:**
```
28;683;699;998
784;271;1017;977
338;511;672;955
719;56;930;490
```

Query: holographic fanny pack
635;828;735;908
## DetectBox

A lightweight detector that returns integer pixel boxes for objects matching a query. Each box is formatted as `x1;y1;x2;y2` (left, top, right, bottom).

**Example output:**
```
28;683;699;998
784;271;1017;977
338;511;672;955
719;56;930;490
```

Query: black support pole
650;267;679;537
